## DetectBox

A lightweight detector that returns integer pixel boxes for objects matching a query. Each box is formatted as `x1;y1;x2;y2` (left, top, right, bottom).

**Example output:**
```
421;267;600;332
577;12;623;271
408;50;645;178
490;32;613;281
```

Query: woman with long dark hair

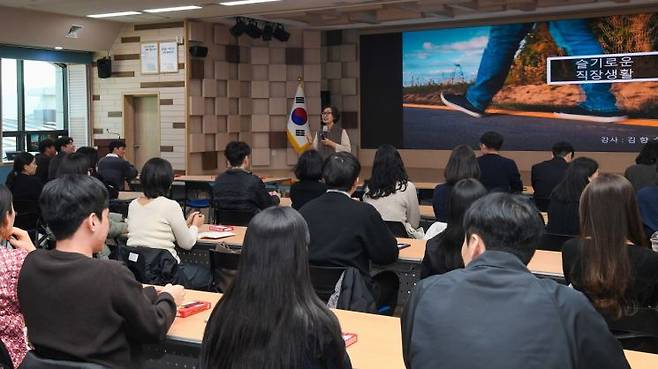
290;149;326;210
562;174;658;318
546;157;598;235
432;145;480;223
363;145;421;237
624;139;658;191
200;207;351;369
421;178;487;278
6;152;43;230
0;185;37;368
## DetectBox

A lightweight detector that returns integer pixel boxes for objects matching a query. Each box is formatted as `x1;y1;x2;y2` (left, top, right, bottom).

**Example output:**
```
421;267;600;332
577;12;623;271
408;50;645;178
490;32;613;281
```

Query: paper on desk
198;231;236;240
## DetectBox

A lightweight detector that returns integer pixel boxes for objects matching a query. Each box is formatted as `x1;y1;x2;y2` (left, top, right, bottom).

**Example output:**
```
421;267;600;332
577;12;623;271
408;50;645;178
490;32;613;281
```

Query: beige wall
186;21;322;175
90;22;187;171
0;6;122;52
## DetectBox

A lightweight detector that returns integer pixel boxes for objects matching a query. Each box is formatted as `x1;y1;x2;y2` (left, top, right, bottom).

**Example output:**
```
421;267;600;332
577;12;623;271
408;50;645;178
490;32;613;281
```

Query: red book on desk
209;225;234;232
342;333;357;347
176;301;211;318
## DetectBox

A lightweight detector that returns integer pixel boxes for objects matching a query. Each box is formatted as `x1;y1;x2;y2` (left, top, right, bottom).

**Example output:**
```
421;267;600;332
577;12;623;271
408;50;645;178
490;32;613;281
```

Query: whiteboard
159;41;178;73
140;42;159;74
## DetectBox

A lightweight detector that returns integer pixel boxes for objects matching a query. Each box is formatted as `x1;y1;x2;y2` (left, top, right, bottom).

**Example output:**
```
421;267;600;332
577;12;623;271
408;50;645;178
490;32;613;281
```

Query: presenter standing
307;106;351;159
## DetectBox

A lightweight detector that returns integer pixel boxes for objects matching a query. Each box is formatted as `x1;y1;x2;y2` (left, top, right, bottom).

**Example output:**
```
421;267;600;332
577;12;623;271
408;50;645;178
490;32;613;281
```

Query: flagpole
298;75;303;87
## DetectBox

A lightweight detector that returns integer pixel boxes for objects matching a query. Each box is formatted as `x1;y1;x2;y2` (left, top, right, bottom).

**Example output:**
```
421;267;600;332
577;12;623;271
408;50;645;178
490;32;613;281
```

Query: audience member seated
364;145;422;238
546;157;598;235
476;131;523;193
299;152;400;312
200;207;352;369
637;166;658;238
213;141;280;215
531;141;574;210
290;149;326;210
432;145;480;222
76;146;100;177
6;152;43;229
127;158;211;290
47;136;75;181
97;140;138;191
402;192;630;369
0;185;36;368
563;174;658;319
34;139;55;184
18;175;184;369
421;178;486;278
308;105;352;159
625;139;658;192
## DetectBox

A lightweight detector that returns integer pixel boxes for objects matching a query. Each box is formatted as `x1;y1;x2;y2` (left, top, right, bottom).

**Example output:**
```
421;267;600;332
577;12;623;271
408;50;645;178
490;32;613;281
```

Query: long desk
175;175;292;185
162;289;657;369
186;225;564;306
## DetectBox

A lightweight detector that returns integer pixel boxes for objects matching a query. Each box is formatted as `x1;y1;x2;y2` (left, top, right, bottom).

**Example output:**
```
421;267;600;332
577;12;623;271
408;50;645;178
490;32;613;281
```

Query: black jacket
531;157;568;201
477;154;523;193
402;251;630;369
34;153;52;184
97;155;138;191
299;191;398;281
47;152;66;180
546;196;580;235
213;169;279;213
290;180;326;210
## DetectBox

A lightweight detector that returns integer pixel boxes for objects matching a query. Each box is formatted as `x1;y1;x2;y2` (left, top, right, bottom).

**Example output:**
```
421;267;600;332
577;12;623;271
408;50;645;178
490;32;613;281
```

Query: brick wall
91;22;187;171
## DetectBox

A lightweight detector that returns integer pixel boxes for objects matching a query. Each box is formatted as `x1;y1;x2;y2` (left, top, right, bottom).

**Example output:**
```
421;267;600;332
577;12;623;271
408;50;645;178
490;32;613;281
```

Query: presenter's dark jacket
563;239;658;309
402;250;630;369
213;168;279;213
97;154;138;191
531;157;568;201
299;191;398;281
17;249;177;369
290;179;327;210
477;154;523;193
34;153;51;183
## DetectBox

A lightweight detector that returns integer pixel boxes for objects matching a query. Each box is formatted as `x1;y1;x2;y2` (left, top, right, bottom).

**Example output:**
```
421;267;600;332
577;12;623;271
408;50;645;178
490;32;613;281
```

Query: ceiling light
87;11;141;18
219;0;280;6
144;5;202;13
54;46;63;50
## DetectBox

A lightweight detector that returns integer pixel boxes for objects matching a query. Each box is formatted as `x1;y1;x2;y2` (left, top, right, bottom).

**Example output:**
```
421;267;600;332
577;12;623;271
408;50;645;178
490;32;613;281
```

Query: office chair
385;221;409;238
308;265;347;303
208;248;241;293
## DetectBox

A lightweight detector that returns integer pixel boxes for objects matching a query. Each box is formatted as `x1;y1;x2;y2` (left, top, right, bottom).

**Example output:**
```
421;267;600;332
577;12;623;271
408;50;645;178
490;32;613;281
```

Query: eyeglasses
321;111;333;115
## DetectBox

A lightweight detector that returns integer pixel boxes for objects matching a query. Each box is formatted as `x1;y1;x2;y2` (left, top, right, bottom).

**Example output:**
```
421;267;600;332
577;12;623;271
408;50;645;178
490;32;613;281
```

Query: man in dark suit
34;139;56;184
476;131;523;193
299;152;400;312
47;136;75;181
531;141;574;211
402;193;630;369
97;140;138;191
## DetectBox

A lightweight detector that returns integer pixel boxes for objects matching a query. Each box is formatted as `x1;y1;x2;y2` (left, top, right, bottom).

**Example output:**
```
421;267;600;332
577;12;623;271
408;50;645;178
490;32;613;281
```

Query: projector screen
396;13;658;152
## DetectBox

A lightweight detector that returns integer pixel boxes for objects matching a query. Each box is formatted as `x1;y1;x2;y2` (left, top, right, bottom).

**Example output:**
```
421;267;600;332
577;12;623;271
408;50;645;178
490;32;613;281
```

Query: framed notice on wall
140;42;159;74
159;41;178;73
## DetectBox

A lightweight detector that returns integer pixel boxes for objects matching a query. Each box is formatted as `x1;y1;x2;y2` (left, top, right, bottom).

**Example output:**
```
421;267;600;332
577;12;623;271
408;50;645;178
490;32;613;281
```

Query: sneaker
555;106;627;123
440;92;485;118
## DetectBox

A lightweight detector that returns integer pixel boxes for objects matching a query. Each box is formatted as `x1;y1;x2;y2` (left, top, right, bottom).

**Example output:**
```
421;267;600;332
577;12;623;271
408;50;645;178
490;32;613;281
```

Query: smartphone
397;243;411;250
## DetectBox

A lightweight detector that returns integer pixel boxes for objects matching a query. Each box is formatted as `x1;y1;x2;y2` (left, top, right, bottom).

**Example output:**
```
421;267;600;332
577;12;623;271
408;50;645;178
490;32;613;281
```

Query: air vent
66;25;83;39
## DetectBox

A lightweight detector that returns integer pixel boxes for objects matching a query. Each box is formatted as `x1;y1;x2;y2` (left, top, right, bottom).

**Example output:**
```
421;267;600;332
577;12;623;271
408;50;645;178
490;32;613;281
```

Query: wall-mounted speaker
189;45;208;58
97;57;112;79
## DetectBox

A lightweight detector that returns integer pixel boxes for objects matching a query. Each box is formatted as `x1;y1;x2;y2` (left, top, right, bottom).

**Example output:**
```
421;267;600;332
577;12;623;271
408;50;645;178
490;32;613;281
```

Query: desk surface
175;175;291;184
197;225;564;277
167;290;656;369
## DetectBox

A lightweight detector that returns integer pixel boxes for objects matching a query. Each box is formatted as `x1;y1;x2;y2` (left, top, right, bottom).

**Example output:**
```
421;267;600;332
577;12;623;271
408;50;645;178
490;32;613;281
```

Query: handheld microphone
321;124;328;140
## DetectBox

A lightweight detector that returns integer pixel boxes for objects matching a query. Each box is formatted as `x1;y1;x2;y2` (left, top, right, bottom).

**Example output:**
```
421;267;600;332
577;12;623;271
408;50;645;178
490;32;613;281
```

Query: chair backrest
385;221;408;238
538;232;574;251
117;245;178;285
309;265;347;303
12;199;40;231
0;338;13;369
214;208;256;226
606;307;658;352
19;351;108;369
208;248;241;292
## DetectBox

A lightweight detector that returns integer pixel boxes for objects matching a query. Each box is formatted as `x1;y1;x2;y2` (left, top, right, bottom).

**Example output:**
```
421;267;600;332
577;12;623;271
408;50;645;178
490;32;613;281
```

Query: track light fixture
229;17;289;42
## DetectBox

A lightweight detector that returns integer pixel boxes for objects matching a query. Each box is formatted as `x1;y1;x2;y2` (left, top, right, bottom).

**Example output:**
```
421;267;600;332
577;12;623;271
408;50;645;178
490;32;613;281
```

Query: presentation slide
402;14;658;152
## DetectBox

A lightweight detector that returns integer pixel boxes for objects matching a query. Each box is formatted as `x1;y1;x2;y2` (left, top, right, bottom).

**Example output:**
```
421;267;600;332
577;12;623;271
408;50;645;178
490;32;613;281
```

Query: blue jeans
465;20;618;113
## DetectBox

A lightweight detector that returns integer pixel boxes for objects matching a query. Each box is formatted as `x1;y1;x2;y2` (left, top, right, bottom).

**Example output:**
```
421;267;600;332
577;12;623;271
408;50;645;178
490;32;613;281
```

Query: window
1;58;68;159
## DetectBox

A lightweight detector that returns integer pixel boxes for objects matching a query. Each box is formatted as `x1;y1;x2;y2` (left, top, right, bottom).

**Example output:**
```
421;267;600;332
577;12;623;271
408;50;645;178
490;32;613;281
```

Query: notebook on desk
198;231;236;240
